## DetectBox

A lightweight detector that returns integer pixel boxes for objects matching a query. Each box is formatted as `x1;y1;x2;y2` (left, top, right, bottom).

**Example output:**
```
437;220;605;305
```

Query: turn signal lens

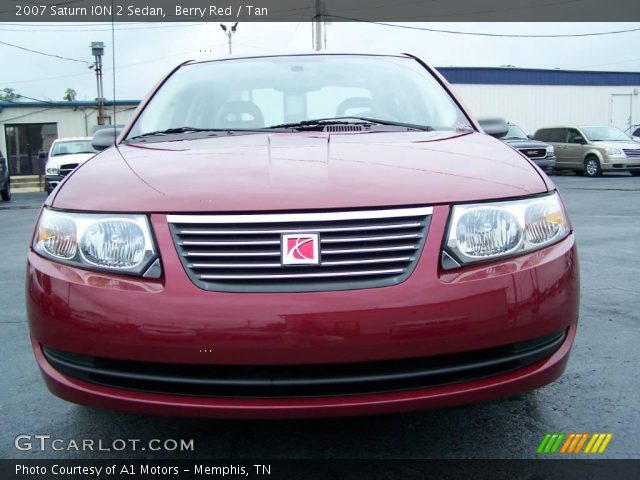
38;214;77;259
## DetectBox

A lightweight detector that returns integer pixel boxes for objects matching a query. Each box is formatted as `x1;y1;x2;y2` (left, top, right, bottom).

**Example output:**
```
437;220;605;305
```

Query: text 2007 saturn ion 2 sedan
27;53;579;418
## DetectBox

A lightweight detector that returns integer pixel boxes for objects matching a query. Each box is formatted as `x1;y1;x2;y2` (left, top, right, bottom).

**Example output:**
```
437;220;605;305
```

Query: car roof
186;51;413;66
537;126;619;129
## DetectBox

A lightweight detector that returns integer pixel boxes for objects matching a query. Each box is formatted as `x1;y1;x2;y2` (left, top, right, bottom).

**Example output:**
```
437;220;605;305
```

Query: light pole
90;42;108;125
220;22;238;55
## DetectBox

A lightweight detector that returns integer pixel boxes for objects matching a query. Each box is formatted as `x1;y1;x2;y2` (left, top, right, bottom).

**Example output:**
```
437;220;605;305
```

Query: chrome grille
623;149;640;158
168;207;432;292
59;163;79;177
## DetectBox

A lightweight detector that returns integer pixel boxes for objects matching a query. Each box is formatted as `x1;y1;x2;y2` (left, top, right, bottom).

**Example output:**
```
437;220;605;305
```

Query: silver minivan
534;126;640;177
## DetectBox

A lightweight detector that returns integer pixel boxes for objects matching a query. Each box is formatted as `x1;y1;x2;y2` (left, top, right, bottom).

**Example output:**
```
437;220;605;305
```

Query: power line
0;40;89;64
324;16;640;37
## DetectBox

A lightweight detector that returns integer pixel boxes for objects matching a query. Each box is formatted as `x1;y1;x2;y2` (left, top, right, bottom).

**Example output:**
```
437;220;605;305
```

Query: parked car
626;125;640;142
0;149;10;202
43;137;97;193
534;126;640;177
497;122;556;173
27;53;579;418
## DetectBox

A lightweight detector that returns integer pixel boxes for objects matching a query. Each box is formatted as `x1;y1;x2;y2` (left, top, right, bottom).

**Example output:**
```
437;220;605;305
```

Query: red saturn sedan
27;53;579;418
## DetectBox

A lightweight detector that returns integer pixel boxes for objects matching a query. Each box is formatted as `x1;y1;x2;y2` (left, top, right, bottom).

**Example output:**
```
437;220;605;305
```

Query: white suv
44;137;97;193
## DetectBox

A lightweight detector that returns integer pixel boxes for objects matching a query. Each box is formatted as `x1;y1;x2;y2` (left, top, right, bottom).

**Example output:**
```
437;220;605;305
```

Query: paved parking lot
1;174;638;459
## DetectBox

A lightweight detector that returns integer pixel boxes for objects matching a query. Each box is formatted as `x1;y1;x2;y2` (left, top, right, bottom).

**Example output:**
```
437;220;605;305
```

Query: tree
63;88;77;101
0;88;21;102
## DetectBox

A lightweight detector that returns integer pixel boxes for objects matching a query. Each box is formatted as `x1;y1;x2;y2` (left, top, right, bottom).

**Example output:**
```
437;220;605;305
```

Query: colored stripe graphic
538;433;613;454
537;433;565;454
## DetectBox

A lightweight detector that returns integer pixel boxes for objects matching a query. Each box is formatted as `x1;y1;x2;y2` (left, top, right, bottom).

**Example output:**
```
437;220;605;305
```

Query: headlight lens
444;192;569;268
45;166;60;175
546;145;555;155
605;148;624;156
34;208;159;276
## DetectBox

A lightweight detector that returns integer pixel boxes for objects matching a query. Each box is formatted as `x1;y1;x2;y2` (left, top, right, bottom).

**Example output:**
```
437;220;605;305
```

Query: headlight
443;192;570;269
45;166;60;175
33;208;160;277
546;145;555;155
605;148;624;156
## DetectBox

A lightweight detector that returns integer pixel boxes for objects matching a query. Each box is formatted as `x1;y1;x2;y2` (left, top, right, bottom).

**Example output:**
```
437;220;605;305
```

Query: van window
547;128;566;143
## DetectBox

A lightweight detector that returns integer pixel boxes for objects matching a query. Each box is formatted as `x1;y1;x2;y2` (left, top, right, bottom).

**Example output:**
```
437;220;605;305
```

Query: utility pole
220;22;238;55
314;0;323;51
90;42;107;125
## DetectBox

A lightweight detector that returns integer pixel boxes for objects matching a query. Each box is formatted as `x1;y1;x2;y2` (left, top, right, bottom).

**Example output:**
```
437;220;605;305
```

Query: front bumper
532;155;556;170
601;158;640;171
44;175;63;192
27;207;580;418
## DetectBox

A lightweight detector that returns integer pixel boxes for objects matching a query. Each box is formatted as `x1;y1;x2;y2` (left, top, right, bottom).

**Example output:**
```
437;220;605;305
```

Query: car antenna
110;0;119;156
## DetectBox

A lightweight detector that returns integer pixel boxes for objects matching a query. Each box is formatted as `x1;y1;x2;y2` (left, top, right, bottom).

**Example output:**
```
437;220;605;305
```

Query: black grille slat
168;208;431;292
41;331;566;398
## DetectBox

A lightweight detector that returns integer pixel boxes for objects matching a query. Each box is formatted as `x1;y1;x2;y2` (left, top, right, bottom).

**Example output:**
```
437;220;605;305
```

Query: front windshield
581;127;630;142
127;55;469;138
51;140;96;156
504;124;528;140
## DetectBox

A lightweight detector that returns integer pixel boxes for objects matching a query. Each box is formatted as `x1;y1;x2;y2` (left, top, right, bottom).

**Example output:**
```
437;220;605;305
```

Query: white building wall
450;84;640;135
0;105;138;160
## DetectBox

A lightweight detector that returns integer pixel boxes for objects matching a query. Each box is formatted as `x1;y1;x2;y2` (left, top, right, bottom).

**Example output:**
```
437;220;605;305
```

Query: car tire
1;180;10;202
584;156;602;177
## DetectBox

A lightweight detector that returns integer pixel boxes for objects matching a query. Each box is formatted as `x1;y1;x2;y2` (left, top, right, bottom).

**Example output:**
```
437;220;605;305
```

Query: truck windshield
127;55;470;139
504;124;528;140
51;140;96;156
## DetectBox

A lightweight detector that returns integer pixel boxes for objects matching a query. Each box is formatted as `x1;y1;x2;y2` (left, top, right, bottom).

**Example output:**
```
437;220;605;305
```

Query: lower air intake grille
41;331;566;398
168;206;432;292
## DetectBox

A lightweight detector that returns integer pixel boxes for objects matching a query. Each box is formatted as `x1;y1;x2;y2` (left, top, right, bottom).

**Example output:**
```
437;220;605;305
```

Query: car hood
52;131;548;212
46;153;95;168
592;141;640;150
502;139;550;149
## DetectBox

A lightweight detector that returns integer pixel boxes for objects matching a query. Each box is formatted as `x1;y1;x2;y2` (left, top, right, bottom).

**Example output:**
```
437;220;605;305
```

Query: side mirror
38;151;47;159
92;126;123;151
527;134;534;140
571;137;585;145
477;117;509;138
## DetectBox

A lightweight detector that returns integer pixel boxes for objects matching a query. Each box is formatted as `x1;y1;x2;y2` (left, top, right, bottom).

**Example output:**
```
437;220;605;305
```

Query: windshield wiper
266;117;434;132
127;127;231;140
127;126;282;141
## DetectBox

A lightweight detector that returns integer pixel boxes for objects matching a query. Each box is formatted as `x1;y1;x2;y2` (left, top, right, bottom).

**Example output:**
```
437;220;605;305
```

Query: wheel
1;180;11;202
584;156;602;177
630;171;640;177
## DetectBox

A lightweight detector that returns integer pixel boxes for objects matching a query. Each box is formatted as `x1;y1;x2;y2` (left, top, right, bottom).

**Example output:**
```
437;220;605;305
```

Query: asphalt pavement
1;175;638;460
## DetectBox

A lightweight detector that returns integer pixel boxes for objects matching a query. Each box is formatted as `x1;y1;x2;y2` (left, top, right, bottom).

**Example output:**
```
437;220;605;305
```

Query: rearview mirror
92;126;123;151
477;117;509;138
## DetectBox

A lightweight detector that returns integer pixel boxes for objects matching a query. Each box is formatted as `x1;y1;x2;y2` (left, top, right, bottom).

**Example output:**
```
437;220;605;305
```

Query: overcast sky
1;22;639;102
